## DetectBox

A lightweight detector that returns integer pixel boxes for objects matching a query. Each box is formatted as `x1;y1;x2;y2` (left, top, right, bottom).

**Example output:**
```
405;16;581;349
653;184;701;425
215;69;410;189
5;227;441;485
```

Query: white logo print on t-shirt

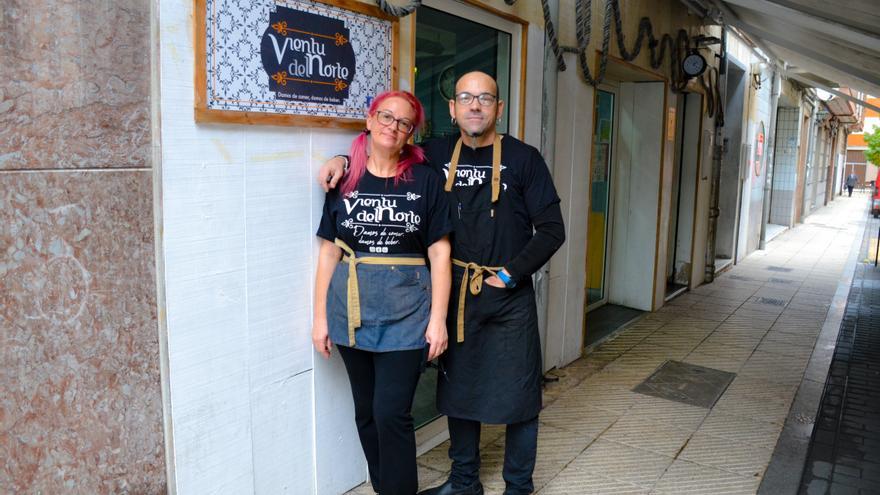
341;191;422;253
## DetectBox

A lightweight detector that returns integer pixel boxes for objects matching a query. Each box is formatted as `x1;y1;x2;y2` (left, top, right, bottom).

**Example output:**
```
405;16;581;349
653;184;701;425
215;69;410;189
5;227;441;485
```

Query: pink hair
341;90;426;197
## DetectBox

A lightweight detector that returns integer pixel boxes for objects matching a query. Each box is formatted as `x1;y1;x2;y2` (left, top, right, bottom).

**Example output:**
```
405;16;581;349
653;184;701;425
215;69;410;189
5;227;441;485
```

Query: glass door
411;2;517;430
413;6;512;142
586;89;616;310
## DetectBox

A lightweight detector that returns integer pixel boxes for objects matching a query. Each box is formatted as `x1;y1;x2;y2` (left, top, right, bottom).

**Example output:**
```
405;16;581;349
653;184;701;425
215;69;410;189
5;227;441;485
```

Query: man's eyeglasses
374;109;414;133
454;92;498;106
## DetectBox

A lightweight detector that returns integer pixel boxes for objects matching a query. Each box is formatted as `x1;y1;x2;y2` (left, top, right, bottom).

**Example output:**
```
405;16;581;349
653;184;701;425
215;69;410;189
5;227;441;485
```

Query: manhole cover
766;266;793;273
756;297;786;307
632;360;736;409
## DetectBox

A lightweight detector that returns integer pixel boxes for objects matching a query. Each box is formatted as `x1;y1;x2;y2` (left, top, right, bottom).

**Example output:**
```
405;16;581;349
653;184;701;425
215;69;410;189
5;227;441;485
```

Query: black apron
435;137;543;425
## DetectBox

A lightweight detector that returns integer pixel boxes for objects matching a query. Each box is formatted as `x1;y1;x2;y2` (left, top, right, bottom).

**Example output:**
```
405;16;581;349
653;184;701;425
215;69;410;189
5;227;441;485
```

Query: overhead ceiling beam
706;0;782;65
723;0;880;52
783;71;880;114
771;0;880;37
679;0;710;18
728;20;880;91
769;44;880;96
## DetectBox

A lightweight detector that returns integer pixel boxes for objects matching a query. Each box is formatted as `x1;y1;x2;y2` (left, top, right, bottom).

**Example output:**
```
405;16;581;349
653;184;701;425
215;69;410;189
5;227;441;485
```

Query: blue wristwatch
497;269;516;288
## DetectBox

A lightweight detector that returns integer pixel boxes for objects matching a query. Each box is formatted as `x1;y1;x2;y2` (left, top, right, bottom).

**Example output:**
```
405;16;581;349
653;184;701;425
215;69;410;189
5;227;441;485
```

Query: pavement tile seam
650;459;763;495
600;416;698;458
697;410;784;450
565;438;676;489
538;473;650;495
681;353;745;374
677;430;775;477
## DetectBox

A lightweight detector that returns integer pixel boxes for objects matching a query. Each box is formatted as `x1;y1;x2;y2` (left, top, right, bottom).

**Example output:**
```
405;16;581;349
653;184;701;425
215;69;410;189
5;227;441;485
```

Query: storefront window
414;6;511;143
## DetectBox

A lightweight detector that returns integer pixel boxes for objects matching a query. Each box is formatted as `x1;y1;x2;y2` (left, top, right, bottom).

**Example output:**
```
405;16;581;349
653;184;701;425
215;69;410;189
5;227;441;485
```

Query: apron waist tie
452;258;503;343
335;238;426;347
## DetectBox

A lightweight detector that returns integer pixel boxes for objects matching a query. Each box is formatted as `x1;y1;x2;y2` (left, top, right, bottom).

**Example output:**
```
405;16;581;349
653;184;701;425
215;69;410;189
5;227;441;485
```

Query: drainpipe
803;99;819;217
822;122;837;206
758;68;780;250
705;26;727;283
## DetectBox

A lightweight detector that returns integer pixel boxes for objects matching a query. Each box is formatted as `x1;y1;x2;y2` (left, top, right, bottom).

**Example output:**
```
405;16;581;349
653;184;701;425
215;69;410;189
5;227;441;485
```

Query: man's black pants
447;415;539;494
338;345;424;495
848;185;854;196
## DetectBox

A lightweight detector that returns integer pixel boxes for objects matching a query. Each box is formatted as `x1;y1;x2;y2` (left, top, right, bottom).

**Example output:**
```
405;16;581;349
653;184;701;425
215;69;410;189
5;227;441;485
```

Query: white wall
159;1;364;493
721;33;774;262
672;93;703;285
608;82;665;311
691;123;715;288
545;52;592;371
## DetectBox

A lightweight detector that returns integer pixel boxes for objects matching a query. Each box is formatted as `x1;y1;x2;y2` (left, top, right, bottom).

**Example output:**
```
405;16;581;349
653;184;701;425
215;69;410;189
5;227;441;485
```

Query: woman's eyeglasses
375;109;414;134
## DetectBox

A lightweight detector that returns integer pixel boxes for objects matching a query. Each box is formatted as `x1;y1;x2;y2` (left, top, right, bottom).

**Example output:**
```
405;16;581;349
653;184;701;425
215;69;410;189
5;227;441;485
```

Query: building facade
0;0;868;493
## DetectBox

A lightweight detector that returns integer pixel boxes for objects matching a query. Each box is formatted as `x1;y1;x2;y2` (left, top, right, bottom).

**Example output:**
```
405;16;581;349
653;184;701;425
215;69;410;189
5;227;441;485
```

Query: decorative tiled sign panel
195;0;398;128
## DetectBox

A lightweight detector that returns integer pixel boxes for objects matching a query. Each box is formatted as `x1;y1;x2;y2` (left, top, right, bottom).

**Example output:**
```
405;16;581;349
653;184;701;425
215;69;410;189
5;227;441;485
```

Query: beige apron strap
335;239;361;346
446;135;502;201
444;138;463;192
452;259;501;343
491;134;502;203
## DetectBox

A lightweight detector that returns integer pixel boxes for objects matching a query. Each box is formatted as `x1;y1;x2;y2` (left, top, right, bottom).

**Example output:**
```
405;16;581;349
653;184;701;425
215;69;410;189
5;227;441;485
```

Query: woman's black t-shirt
317;165;452;254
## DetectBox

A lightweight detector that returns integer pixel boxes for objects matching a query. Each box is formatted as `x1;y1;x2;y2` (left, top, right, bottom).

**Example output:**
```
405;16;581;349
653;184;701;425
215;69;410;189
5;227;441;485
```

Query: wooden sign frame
194;0;399;128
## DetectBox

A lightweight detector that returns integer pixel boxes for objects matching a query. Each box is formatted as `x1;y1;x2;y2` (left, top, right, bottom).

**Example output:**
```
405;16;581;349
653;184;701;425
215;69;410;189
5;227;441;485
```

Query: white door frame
587;83;620;313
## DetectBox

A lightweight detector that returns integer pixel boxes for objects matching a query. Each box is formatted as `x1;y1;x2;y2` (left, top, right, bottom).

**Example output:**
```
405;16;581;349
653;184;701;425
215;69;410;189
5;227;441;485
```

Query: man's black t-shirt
420;134;561;274
317;165;452;255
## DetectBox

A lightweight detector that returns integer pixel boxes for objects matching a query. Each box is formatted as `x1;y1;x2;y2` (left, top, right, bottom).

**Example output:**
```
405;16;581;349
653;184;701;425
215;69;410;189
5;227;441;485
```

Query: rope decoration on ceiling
375;0;723;122
375;0;421;17
541;0;723;121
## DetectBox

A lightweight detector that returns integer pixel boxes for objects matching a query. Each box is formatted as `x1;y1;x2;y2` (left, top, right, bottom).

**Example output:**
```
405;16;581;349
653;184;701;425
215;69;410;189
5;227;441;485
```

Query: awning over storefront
681;0;880;113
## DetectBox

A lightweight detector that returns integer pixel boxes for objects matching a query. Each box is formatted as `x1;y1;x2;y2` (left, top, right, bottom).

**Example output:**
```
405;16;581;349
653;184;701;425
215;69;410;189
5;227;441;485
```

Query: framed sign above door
195;0;398;128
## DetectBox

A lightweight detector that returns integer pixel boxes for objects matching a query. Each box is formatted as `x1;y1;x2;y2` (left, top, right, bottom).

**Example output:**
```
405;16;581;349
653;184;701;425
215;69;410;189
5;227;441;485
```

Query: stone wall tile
0;171;165;493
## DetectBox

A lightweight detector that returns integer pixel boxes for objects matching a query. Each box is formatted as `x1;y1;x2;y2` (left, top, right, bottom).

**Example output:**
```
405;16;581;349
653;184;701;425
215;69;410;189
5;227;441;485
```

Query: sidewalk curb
758;199;870;495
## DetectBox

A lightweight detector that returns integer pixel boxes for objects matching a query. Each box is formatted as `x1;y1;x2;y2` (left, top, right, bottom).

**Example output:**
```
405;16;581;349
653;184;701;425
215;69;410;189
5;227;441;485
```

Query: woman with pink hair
312;90;452;494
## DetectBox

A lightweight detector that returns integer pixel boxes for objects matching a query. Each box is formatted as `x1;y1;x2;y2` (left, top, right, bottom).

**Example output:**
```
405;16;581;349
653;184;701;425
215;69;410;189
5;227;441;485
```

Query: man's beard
464;116;490;147
467;129;484;147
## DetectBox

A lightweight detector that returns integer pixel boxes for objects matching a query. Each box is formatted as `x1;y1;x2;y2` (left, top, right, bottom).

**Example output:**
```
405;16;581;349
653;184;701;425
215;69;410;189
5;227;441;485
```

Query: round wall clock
438;65;455;101
682;51;707;78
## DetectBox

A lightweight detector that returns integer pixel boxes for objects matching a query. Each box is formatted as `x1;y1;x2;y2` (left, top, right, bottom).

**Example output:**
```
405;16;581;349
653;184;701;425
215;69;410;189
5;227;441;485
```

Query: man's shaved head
454;71;498;96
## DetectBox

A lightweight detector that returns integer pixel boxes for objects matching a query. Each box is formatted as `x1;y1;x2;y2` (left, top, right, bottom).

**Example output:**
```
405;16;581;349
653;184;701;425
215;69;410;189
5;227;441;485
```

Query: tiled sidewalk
344;194;868;495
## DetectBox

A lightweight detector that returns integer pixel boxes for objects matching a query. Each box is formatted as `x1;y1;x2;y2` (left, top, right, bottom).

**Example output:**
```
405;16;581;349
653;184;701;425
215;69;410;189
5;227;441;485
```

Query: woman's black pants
338;345;424;495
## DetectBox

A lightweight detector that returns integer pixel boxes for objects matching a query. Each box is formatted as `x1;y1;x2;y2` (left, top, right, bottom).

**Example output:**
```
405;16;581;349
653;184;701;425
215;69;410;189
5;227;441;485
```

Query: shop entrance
665;92;703;299
715;59;747;270
584;61;666;347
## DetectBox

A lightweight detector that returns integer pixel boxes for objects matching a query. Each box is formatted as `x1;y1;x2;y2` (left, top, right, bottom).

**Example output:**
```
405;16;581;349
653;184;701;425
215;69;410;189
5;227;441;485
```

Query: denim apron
327;246;432;352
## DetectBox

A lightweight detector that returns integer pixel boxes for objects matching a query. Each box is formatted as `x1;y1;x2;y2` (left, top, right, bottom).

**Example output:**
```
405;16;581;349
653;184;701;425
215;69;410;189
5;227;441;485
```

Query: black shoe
417;479;484;495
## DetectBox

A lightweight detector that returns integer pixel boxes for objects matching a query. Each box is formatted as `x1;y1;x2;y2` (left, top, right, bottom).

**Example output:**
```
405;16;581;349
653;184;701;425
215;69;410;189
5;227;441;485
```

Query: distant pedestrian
846;173;858;197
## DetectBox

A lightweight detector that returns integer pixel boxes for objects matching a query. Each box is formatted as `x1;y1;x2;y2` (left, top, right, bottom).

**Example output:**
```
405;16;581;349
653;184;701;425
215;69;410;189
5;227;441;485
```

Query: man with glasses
320;71;565;495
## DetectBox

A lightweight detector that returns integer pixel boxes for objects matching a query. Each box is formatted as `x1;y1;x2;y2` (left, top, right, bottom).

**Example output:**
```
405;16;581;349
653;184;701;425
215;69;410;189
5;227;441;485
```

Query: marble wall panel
0;0;150;170
0;171;165;493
